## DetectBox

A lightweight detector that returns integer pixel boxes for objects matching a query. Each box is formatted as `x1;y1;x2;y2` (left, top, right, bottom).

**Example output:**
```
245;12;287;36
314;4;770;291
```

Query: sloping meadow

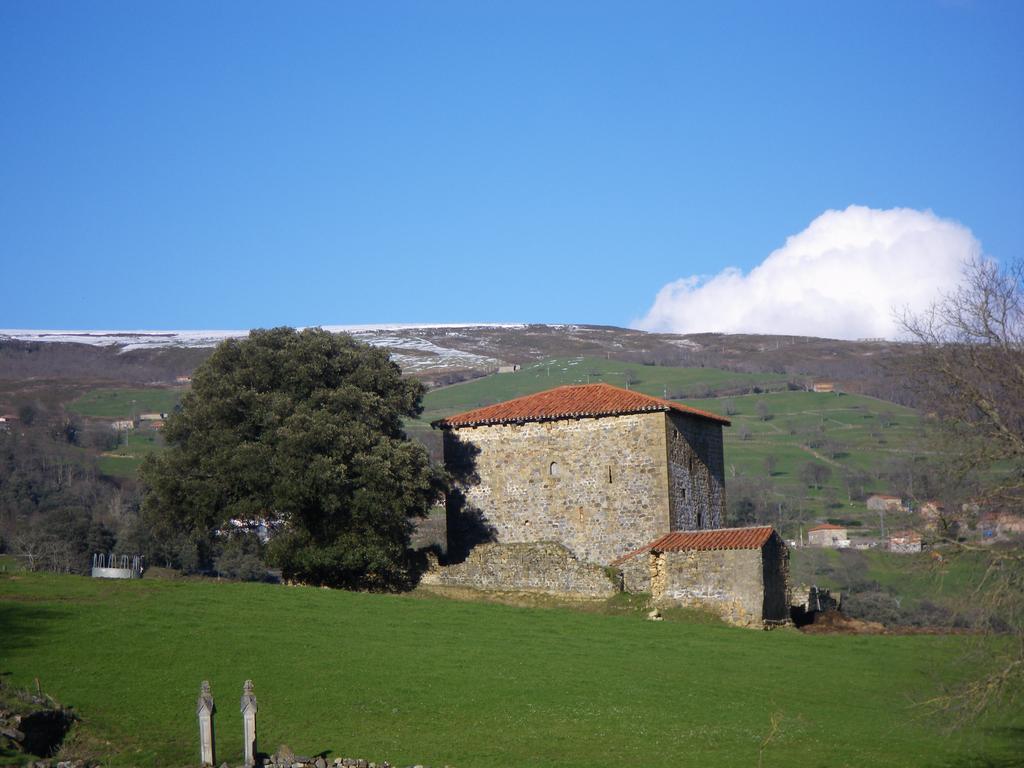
1;573;1020;767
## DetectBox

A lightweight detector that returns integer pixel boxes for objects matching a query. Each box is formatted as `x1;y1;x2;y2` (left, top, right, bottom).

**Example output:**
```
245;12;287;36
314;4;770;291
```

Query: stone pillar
240;679;258;766
196;681;215;766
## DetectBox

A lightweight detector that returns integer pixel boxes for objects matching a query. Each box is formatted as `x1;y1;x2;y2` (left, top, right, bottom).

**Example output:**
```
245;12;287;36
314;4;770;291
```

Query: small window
549;462;560;477
607;466;613;483
697;511;704;528
681;487;686;500
689;456;695;473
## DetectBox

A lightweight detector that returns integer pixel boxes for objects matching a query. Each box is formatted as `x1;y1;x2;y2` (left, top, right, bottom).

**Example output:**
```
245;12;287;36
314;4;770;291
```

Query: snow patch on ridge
0;324;525;372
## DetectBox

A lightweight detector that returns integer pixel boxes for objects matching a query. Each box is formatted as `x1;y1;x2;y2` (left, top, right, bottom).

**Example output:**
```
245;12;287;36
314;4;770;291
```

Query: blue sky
1;1;1022;332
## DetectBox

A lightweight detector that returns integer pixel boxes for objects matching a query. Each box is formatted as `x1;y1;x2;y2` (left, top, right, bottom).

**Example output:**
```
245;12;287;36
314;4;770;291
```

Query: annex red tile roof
433;383;730;428
611;526;776;565
808;523;847;532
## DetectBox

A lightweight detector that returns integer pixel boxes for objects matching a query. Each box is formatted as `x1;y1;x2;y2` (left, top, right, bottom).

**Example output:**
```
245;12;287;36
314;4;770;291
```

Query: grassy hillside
418;356;787;420
684;390;928;531
1;572;1019;767
96;431;164;477
68;387;184;419
790;547;988;601
407;356;788;457
787;547;1002;629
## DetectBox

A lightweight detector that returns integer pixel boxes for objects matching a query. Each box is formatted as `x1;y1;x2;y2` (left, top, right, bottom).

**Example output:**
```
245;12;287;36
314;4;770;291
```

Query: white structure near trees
807;523;850;548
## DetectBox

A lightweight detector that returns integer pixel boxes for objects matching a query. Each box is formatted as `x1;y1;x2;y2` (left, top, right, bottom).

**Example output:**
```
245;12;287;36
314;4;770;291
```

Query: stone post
196;681;215;766
240;679;258;766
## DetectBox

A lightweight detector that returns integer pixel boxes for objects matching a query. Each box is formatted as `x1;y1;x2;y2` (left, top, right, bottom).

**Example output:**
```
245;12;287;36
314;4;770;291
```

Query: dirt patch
798;610;981;636
800;610;886;634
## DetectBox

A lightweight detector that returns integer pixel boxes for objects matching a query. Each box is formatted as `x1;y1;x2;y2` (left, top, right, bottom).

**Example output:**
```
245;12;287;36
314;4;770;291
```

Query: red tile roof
808;523;847;532
889;530;922;541
611;526;776;565
433;383;730;428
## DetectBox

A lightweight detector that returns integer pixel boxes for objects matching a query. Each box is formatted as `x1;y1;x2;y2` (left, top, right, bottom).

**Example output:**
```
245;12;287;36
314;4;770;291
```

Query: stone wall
617;551;653;593
263;745;428;768
654;548;766;627
420;541;617;598
666;412;725;530
760;535;790;622
444;412;673;565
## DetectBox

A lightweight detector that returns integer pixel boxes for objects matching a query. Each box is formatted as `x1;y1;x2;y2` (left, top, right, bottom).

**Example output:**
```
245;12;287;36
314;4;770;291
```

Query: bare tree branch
899;256;1024;725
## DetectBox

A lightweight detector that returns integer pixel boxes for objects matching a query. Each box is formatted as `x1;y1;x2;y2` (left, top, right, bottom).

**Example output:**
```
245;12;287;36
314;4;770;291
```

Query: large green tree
140;327;444;589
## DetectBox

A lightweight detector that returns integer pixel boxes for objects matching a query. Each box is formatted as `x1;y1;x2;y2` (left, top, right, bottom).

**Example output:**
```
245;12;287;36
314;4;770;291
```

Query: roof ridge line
434;382;730;429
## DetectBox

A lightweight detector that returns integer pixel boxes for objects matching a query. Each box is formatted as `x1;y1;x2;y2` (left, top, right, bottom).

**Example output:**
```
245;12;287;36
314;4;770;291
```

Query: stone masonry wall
262;745;431;768
666;412;724;531
761;535;790;623
654;548;765;627
617;551;653;593
444;412;672;565
420;542;616;598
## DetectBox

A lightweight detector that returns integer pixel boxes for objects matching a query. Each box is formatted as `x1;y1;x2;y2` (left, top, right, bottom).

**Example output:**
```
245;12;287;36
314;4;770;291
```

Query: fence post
241;679;258;766
197;681;216;766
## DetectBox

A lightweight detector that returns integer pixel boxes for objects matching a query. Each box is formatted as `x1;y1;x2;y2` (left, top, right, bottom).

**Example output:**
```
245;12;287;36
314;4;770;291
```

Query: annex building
612;526;790;627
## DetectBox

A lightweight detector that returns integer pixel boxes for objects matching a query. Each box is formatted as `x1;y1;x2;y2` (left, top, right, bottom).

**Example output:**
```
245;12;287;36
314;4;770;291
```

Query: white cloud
635;205;980;340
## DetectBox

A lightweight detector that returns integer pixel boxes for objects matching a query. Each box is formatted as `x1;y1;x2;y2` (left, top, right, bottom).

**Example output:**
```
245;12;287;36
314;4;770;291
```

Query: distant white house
111;419;135;432
224;517;279;543
497;364;521;374
850;540;879;550
807;524;850;549
138;412;167;421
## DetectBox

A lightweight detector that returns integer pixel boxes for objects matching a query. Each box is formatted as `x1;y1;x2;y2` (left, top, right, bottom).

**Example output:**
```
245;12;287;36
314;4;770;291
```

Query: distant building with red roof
888;530;923;553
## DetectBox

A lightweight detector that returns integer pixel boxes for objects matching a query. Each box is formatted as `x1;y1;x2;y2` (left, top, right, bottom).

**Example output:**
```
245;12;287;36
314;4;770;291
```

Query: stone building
434;383;729;565
807;523;849;548
611;526;790;627
867;494;903;513
887;530;923;553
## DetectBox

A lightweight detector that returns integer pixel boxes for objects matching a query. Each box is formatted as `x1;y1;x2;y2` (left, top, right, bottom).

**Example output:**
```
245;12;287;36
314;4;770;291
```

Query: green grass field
68;388;184;419
1;572;1019;767
97;432;165;478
